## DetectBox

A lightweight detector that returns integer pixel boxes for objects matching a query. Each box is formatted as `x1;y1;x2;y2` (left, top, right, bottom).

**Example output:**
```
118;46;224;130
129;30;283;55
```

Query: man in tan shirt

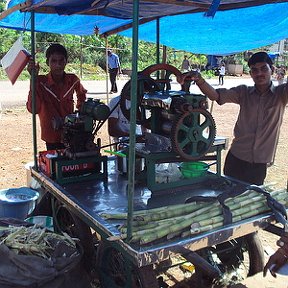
188;52;288;185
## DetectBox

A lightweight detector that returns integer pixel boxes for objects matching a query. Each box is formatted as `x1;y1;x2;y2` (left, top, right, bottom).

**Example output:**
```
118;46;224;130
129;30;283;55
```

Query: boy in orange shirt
27;43;87;150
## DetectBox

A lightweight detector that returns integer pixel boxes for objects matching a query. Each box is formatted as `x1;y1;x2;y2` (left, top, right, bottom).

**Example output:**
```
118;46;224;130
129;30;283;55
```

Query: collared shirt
216;83;288;164
27;72;87;143
108;53;120;69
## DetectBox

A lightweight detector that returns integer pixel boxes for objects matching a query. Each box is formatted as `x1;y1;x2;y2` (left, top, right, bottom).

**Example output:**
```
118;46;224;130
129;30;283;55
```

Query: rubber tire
96;241;158;288
194;232;264;287
244;232;265;276
53;201;96;274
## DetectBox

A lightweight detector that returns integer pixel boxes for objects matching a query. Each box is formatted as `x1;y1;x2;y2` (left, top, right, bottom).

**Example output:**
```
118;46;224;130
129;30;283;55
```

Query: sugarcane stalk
190;222;224;235
101;185;285;222
119;222;159;233
132;194;287;243
183;193;286;239
189;196;288;235
189;204;272;235
102;201;209;222
120;202;220;235
167;228;190;240
127;204;220;243
190;200;286;235
134;206;224;244
121;215;183;233
117;187;287;244
0;226;26;245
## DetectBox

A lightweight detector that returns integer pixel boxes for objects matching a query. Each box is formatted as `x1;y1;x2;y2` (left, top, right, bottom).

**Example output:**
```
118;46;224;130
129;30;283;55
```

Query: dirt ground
0;82;287;287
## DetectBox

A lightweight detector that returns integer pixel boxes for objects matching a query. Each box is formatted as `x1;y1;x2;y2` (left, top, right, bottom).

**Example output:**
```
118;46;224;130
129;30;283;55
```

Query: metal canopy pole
156;18;160;65
105;37;109;100
125;1;140;287
126;0;140;241
156;18;160;79
30;10;38;170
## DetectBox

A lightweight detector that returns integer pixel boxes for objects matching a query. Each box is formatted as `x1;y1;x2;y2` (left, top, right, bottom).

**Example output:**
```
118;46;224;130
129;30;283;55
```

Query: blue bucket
0;187;39;220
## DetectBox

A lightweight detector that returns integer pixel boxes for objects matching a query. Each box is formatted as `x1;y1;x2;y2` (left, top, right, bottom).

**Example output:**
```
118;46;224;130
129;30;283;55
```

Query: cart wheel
53;200;96;274
195;232;264;287
96;241;158;288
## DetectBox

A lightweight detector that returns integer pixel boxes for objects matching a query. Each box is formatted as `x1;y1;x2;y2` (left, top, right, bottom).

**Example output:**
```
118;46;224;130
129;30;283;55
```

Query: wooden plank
0;1;32;21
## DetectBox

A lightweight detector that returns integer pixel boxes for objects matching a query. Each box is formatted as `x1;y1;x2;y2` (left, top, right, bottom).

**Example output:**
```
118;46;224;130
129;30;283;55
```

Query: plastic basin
0;187;39;220
179;162;209;178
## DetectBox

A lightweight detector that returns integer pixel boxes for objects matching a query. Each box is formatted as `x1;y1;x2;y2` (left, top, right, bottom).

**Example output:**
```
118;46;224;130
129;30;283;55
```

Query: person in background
264;232;288;277
181;55;191;72
276;65;286;85
26;43;87;150
218;62;226;85
107;49;121;94
187;51;288;185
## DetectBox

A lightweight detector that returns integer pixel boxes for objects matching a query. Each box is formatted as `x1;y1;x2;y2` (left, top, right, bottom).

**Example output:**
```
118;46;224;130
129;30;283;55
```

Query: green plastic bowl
180;162;208;178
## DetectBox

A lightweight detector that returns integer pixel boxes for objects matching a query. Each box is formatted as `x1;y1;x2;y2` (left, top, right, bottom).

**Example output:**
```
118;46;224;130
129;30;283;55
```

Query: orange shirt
26;72;87;143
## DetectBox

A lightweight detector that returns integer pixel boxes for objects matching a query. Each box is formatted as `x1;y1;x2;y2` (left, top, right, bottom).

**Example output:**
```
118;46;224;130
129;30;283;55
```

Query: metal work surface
31;158;276;267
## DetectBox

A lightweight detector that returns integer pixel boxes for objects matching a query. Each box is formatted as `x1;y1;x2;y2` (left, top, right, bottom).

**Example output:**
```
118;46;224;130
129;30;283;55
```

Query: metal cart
30;140;282;287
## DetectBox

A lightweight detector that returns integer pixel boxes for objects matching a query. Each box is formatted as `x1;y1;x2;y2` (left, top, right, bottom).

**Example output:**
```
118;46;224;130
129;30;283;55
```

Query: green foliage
0;28;20;58
201;69;216;79
0;21;277;81
0;0;5;12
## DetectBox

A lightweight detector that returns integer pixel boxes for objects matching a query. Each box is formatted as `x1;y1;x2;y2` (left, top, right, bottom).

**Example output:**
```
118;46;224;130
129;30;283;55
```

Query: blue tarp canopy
1;0;288;54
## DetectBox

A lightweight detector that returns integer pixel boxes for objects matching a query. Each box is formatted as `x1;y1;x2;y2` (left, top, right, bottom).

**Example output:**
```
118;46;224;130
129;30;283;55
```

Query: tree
0;0;5;12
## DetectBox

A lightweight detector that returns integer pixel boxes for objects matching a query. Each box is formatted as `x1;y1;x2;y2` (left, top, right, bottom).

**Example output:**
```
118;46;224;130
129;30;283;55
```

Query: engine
62;98;110;156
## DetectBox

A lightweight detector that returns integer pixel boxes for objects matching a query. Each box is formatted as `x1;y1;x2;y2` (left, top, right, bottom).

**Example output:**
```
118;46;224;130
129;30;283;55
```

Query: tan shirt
216;83;288;164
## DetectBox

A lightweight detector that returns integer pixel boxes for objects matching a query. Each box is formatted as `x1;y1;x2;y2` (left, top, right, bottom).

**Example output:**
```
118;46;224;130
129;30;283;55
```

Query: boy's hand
27;59;40;76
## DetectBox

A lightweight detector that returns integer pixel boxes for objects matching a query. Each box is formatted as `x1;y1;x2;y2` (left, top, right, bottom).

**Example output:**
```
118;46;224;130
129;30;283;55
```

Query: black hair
45;43;68;61
248;52;273;68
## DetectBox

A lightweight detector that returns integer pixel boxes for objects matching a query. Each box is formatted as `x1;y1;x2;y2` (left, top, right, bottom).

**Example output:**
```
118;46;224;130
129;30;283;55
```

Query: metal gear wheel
171;109;216;160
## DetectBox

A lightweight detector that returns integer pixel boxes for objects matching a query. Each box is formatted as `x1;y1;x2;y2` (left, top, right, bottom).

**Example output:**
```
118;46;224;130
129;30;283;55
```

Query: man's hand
182;70;205;86
27;59;40;76
187;70;202;82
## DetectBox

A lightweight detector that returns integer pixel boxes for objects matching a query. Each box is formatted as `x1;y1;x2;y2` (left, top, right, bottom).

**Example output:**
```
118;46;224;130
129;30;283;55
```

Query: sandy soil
0;79;287;287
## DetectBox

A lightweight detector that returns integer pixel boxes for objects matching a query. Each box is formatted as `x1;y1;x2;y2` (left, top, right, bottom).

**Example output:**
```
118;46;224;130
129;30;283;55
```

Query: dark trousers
219;74;224;85
109;68;118;92
223;151;267;185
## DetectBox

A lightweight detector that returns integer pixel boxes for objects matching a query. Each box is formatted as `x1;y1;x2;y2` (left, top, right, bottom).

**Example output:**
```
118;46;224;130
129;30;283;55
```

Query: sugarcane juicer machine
118;64;223;191
39;98;110;184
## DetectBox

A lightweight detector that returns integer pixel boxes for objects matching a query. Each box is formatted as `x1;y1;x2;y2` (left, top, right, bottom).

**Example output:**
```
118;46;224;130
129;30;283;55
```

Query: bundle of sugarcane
0;225;76;259
101;185;288;245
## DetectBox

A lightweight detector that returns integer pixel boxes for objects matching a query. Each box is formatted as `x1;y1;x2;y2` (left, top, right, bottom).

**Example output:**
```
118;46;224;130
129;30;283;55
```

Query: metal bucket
117;154;144;174
0;187;39;220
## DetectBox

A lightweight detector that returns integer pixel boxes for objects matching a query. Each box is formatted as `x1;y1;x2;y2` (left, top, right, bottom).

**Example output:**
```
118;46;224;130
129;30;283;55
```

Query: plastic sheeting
119;3;288;54
1;1;288;54
0;0;133;36
7;0;281;19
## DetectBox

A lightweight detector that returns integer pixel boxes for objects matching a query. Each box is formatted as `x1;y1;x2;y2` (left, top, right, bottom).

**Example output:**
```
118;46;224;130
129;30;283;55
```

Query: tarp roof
7;0;286;18
119;3;288;55
1;0;288;55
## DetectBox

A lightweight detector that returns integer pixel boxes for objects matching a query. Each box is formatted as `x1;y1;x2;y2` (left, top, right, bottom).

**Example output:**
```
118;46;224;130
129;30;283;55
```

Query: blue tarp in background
119;3;288;55
1;1;288;55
